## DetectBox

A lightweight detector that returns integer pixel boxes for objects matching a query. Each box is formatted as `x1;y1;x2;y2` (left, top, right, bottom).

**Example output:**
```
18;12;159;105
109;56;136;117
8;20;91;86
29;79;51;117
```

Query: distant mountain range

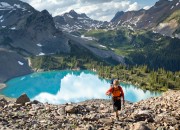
54;10;109;32
55;0;180;38
0;0;179;83
111;0;180;38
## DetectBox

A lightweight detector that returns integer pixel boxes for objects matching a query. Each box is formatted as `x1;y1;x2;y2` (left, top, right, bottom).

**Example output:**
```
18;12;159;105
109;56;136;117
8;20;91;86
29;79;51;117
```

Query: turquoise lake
0;70;161;104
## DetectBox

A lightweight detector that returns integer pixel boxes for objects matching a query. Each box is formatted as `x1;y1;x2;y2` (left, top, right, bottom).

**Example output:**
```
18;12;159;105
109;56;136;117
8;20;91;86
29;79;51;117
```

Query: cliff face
0;0;70;82
0;90;179;130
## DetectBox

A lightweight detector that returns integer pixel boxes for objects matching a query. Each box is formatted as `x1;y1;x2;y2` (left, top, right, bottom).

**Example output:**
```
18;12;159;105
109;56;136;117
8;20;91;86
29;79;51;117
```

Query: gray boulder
133;110;154;122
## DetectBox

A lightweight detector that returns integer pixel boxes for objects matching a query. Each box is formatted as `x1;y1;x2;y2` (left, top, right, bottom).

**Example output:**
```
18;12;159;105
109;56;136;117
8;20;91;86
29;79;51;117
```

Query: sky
21;0;159;21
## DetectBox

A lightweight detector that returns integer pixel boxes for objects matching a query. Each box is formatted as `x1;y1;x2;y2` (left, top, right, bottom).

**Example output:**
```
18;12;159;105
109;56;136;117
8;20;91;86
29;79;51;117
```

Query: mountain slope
0;0;125;83
84;27;180;71
54;10;109;32
0;0;70;82
111;0;180;38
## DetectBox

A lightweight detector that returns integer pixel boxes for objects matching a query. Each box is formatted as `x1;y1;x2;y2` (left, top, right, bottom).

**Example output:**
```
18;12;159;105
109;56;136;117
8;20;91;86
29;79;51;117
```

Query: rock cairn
0;91;179;130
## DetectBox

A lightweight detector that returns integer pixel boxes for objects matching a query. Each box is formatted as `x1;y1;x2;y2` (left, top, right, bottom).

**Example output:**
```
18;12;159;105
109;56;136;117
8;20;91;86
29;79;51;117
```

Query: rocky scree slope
0;90;179;130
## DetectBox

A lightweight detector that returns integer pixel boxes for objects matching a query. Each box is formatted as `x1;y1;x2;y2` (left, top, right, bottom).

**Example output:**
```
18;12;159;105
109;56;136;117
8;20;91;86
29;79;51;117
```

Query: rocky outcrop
0;90;179;130
16;93;30;105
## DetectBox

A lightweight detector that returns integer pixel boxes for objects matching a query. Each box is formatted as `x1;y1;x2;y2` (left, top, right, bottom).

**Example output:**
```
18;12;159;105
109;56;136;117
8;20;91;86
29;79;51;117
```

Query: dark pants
112;97;121;111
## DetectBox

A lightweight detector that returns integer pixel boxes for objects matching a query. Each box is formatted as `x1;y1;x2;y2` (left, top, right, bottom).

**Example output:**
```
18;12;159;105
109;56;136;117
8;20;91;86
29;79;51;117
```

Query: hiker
105;79;125;120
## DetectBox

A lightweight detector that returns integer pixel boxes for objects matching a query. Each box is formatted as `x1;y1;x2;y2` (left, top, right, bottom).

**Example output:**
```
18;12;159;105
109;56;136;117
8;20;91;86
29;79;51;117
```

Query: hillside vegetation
29;27;180;92
30;53;180;92
84;28;180;71
164;10;180;24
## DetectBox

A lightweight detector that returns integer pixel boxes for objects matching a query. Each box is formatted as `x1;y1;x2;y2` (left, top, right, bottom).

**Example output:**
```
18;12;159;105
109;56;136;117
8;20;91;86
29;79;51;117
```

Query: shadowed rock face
0;0;70;55
0;0;72;82
0;90;179;130
0;49;32;83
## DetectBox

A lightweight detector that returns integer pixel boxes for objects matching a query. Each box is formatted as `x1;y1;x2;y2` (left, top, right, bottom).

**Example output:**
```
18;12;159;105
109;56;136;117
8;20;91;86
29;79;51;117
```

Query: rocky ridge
0;90;179;130
111;0;180;38
54;10;109;32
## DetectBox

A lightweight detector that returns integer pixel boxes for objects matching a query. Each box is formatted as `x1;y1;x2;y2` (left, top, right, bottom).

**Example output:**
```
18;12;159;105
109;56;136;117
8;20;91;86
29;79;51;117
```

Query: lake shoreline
1;67;177;92
0;70;162;104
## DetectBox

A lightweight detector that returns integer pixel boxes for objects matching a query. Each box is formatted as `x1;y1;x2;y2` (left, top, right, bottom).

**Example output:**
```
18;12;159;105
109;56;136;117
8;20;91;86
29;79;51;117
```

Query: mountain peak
69;10;78;17
111;11;124;22
69;10;76;13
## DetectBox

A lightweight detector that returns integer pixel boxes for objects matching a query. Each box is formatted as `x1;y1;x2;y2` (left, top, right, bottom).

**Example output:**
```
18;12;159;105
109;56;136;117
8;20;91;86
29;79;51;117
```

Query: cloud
143;5;151;10
127;2;139;11
32;72;110;104
21;0;155;21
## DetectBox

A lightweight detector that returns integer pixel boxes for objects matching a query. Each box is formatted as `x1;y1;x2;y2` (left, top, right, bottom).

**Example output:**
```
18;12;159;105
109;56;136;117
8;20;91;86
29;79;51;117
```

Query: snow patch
67;14;73;18
0;19;4;22
38;52;45;56
81;35;94;40
77;17;84;19
171;6;174;9
99;45;106;48
176;2;179;6
0;2;27;11
0;15;3;19
14;4;21;8
2;26;6;28
18;61;24;66
153;30;157;33
10;27;16;30
37;43;42;47
0;2;12;8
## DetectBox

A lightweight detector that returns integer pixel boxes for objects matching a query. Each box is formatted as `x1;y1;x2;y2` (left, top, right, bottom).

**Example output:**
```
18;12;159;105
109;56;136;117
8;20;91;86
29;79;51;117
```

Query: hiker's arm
106;87;112;95
120;87;125;105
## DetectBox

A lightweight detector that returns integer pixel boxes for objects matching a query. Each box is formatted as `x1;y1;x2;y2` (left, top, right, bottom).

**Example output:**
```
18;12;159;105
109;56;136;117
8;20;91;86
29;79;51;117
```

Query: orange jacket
106;85;124;100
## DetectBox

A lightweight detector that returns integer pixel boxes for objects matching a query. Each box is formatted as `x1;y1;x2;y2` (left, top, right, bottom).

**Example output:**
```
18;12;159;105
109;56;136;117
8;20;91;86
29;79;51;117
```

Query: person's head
113;79;119;86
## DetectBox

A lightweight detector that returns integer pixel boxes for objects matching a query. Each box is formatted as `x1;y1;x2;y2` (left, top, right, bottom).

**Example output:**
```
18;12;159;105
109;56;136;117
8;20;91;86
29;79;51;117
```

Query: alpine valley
0;0;180;84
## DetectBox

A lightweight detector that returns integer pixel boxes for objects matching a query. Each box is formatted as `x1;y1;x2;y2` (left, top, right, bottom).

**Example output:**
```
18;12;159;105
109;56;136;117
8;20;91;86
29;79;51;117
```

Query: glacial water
0;70;161;104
